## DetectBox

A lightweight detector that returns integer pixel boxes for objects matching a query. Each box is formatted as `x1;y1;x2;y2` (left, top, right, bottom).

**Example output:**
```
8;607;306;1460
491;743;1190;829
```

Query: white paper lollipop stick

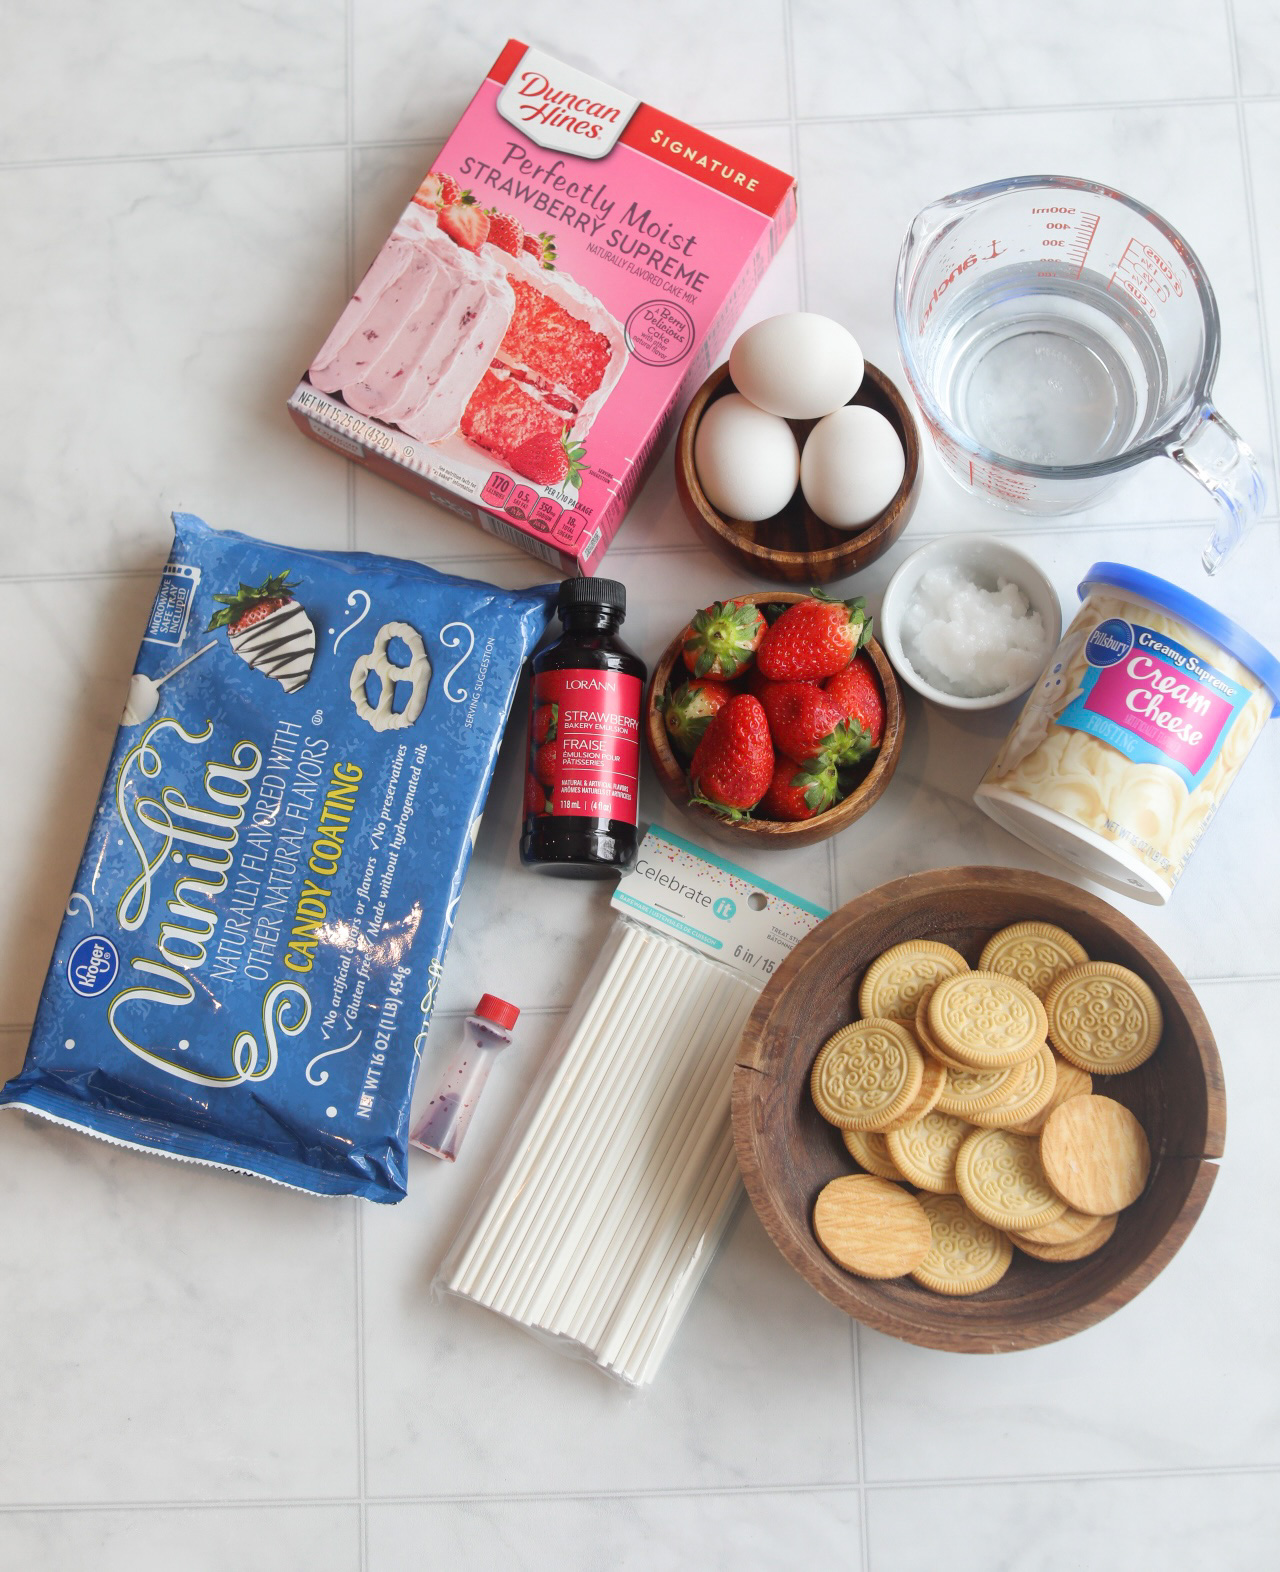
630;1159;744;1386
568;973;753;1345
473;939;687;1308
525;961;726;1330
447;927;644;1294
458;931;659;1303
597;1054;746;1374
542;965;732;1335
608;1134;737;1379
496;944;700;1320
445;925;645;1293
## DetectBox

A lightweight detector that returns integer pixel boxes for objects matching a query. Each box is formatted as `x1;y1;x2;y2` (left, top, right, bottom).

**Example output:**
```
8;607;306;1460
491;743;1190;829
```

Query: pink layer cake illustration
308;178;626;486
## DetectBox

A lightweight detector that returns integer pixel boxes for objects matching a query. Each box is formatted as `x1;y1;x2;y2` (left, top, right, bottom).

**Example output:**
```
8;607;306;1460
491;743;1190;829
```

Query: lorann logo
497;46;639;160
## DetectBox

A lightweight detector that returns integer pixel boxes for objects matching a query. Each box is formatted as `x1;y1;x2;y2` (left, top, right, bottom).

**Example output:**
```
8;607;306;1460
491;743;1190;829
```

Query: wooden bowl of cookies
675;361;922;583
644;591;905;851
731;866;1224;1352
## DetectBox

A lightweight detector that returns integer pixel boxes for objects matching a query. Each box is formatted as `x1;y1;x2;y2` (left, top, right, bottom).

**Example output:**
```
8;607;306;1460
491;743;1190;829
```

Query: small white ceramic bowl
879;535;1062;711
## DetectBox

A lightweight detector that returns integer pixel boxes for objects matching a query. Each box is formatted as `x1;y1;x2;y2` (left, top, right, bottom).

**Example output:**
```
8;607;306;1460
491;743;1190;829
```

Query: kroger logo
712;897;737;921
1084;618;1134;668
67;935;119;999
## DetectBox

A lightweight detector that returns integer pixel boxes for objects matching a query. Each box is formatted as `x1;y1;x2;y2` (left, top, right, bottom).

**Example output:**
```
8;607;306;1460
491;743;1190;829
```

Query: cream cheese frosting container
975;562;1280;903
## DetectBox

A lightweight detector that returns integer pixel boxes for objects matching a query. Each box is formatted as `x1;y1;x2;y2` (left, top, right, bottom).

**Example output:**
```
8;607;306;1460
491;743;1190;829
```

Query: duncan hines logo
497;46;639;160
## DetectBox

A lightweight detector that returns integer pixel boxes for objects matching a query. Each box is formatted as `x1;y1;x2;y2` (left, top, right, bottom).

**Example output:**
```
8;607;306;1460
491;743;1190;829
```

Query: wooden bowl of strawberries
645;590;905;849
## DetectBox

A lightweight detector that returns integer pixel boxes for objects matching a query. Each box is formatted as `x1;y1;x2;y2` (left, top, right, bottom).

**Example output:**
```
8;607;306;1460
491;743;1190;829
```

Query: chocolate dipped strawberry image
208;571;316;693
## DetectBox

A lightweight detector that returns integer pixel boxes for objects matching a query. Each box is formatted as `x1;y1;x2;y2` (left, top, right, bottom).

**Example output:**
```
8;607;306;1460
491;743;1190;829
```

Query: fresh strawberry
688;694;774;818
531;702;558;746
523;773;548;817
413;171;462;209
824;653;885;749
522;231;558;269
757;681;857;767
533;739;559;790
681;599;767;681
760;756;840;821
662;678;733;758
742;664;816;701
510;426;586;489
487;210;524;257
755;591;872;682
438;198;490;253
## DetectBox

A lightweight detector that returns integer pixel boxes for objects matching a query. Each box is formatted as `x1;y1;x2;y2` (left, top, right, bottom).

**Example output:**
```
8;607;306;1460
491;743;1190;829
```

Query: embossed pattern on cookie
955;1127;1067;1232
842;1128;903;1181
880;1053;947;1131
1045;962;1163;1074
858;941;969;1026
910;1193;1013;1296
929;970;1048;1069
935;1058;1027;1118
967;1044;1058;1130
810;1019;923;1132
1008;1056;1092;1136
980;921;1089;999
886;1109;972;1193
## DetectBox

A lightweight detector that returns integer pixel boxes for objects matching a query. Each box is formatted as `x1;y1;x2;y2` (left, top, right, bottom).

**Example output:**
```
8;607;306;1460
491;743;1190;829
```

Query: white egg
694;393;800;521
729;312;864;420
800;405;905;530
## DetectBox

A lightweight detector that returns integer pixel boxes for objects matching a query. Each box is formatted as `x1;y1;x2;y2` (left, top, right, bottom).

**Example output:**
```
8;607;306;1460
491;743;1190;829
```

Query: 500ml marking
1030;207;1101;279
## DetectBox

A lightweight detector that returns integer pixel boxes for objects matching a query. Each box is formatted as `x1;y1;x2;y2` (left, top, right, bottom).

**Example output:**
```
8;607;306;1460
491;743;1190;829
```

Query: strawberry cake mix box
289;39;796;574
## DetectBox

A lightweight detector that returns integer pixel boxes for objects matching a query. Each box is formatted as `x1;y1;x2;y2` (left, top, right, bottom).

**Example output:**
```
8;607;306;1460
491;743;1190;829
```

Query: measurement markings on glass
1068;210;1100;278
1107;236;1184;318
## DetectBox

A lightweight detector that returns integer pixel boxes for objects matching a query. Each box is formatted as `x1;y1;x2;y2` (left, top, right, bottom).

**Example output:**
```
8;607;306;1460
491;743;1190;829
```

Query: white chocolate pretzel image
350;621;431;731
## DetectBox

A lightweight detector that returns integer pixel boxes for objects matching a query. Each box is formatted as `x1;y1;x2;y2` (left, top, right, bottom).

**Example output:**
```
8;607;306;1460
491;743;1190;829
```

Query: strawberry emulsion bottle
521;578;646;877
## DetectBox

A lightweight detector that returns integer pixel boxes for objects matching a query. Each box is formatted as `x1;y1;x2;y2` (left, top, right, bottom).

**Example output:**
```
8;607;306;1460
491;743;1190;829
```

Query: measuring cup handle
1169;407;1267;573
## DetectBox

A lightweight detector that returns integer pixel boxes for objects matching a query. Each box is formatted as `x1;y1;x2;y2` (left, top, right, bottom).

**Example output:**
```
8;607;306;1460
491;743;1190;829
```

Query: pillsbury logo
67;935;119;998
1084;618;1134;668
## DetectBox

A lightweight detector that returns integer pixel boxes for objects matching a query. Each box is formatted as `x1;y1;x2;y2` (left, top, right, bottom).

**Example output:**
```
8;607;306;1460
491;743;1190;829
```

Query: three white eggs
693;312;905;528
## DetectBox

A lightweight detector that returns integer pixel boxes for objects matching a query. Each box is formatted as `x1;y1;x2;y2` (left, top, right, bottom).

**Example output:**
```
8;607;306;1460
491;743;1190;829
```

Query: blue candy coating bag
0;514;555;1201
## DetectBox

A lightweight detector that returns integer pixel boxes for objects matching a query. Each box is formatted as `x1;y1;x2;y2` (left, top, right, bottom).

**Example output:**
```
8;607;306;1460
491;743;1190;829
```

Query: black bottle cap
557;577;626;616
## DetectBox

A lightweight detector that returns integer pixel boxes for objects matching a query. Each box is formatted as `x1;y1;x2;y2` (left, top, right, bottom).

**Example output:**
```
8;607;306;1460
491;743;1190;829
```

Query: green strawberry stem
207;570;300;632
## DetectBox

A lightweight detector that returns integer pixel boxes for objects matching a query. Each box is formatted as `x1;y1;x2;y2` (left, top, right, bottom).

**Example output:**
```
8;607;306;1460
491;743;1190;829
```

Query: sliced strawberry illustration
438;199;490;253
413;171;461;209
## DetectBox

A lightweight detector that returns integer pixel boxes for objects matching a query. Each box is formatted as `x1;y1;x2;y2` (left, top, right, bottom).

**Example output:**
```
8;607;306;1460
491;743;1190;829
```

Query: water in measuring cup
927;267;1169;467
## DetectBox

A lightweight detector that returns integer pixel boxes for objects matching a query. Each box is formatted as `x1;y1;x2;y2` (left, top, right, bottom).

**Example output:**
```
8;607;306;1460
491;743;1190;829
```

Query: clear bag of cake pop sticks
435;825;826;1387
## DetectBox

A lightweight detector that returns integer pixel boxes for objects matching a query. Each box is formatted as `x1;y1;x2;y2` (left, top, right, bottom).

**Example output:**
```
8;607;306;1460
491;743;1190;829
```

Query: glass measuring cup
894;175;1265;572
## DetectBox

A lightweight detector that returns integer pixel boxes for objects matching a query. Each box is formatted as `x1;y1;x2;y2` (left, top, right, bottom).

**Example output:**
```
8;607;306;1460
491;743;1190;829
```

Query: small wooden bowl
732;867;1225;1352
644;591;904;850
675;360;922;583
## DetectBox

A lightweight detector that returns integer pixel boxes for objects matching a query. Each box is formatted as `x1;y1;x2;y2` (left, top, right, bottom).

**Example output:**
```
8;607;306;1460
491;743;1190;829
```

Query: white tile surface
2;3;1279;1566
0;1107;359;1503
0;2;348;163
368;1490;862;1571
350;2;792;144
0;153;353;577
791;0;1235;118
0;1506;360;1572
865;1471;1274;1572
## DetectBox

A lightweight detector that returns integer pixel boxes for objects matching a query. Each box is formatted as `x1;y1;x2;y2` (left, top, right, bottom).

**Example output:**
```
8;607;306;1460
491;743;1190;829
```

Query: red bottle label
526;668;643;825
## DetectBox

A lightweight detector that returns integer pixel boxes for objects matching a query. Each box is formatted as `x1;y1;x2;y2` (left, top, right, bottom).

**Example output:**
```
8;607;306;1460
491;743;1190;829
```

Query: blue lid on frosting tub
0;513;556;1202
1079;562;1280;716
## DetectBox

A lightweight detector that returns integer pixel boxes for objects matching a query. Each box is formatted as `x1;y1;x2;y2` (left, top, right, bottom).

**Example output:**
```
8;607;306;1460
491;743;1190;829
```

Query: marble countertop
2;4;1277;1569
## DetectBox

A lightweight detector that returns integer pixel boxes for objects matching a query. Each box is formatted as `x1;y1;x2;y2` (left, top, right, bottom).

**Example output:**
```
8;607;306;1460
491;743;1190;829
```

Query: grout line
345;0;359;560
850;1324;871;1572
355;1202;369;1572
12;94;1280;179
5;514;1277;590
6;1460;1276;1514
1224;1;1280;491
